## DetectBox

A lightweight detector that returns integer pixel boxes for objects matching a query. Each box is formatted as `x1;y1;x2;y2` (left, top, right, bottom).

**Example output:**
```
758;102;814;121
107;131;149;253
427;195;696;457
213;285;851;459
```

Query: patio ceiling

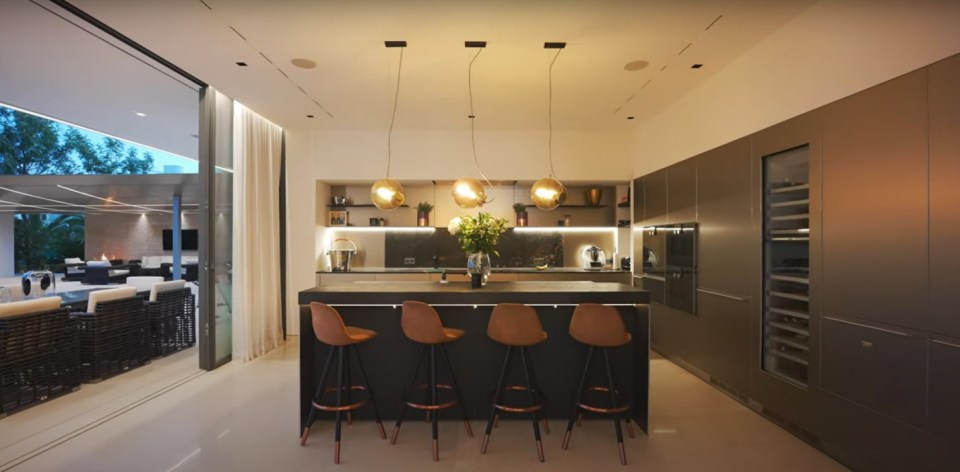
0;174;200;215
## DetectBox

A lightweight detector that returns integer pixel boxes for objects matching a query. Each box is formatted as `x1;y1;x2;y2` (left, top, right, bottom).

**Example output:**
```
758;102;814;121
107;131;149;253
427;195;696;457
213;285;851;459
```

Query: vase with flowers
449;212;508;287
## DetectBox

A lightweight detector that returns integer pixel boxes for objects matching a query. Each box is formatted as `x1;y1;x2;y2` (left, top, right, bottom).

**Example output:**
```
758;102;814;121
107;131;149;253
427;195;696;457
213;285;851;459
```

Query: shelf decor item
531;42;568;211
586;188;603;206
371;41;407;210
450;212;507;287
416;201;434;227
513;203;528;227
329;210;348;227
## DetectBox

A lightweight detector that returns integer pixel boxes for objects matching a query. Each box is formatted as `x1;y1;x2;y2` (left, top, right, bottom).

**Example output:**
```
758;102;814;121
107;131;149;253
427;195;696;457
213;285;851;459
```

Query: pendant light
530;42;567;211
452;41;494;209
371;41;407;211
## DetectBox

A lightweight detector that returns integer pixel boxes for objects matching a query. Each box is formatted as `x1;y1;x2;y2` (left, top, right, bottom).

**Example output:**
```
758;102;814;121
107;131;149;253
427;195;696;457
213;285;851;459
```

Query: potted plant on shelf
416;202;434;227
449;212;508;287
513;203;529;227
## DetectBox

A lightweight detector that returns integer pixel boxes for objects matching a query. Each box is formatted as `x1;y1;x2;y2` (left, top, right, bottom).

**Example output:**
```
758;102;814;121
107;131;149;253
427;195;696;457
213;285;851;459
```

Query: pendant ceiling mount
452;40;494;209
531;42;567;211
371;41;407;210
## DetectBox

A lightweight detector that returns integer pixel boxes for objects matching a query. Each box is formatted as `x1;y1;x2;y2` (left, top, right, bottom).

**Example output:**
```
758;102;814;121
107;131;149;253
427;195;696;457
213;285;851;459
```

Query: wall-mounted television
162;229;199;251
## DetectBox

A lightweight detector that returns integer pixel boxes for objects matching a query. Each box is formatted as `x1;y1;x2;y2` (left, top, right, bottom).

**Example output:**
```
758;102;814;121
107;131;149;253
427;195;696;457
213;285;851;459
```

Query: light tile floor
0;339;848;472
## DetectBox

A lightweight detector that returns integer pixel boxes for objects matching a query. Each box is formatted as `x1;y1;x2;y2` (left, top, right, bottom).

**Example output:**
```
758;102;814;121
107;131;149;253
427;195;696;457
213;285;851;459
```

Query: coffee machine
580;245;606;270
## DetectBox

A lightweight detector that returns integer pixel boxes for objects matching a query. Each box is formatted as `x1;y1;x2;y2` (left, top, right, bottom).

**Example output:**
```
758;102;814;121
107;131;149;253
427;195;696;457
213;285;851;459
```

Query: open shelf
769;321;810;336
771;199;810;208
771;274;810;284
770;183;809;194
327;204;410;208
768;349;809;366
525;204;608;209
768;307;810;320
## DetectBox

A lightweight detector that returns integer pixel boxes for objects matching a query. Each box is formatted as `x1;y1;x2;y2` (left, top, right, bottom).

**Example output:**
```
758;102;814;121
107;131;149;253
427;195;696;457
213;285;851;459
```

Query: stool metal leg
301;344;336;446
352;344;387;439
522;346;550;434
602;348;626;466
563;345;595;450
429;345;439;461
391;344;426;445
519;347;545;462
440;344;473;437
345;346;353;425
334;346;345;464
481;345;513;454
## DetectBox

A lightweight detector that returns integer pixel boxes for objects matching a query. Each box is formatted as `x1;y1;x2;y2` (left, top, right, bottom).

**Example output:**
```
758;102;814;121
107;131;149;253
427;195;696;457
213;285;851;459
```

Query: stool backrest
487;303;546;346
570;303;631;347
401;301;446;344
310;302;353;346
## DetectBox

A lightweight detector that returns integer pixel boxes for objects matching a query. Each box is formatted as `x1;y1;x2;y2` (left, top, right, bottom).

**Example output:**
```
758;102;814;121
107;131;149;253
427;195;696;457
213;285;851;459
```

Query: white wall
285;129;318;335
632;0;960;175
311;128;634;182
0;213;14;276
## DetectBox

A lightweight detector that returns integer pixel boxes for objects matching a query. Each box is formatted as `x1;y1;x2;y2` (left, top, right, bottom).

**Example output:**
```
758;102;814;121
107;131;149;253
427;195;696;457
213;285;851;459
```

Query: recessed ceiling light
624;60;649;71
190;134;199;138
627;116;636;120
307;114;315;118
691;64;703;69
236;61;248;67
135;112;146;117
291;58;317;69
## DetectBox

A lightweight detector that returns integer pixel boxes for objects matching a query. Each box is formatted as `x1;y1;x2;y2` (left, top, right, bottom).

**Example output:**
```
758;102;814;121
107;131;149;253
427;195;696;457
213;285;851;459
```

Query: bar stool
481;303;550;462
391;301;473;461
562;303;636;465
300;302;387;464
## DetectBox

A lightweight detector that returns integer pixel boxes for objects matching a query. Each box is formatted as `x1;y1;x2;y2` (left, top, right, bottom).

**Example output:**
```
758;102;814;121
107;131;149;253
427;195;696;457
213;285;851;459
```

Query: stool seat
487;303;548;347
344;326;378;344
441;327;465;342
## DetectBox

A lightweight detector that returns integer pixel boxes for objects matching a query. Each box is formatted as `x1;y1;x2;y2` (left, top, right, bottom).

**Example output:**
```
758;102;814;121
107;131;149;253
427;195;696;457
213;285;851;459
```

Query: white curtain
232;103;284;362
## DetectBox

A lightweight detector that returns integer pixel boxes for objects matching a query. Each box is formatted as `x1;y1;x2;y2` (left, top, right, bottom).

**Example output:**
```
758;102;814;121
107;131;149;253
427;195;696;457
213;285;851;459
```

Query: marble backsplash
384;229;563;268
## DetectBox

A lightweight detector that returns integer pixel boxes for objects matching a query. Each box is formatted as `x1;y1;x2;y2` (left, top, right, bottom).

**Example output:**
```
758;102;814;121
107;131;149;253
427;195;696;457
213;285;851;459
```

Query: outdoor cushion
86;287;137;313
150;280;186;302
125;276;164;293
0;297;62;318
86;260;110;268
64;257;83;264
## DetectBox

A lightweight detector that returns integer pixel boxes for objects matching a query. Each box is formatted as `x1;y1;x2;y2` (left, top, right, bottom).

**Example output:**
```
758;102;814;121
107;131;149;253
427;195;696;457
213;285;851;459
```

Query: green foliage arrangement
513;203;527;214
416;201;434;212
449;212;508;256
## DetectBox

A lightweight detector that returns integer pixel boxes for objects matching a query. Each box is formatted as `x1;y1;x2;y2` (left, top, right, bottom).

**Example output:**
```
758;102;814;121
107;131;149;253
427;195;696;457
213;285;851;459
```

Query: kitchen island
299;281;649;434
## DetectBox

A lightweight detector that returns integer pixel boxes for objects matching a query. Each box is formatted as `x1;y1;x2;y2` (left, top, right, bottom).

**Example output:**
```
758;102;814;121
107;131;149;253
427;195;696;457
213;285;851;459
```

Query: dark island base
299;304;649;435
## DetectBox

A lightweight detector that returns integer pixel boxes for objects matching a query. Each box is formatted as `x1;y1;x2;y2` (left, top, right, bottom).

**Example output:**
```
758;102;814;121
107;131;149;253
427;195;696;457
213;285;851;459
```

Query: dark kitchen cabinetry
632;176;645;223
929;54;960;339
820;317;926;427
643;169;667;225
821;70;929;331
666;158;696;223
928;337;960;445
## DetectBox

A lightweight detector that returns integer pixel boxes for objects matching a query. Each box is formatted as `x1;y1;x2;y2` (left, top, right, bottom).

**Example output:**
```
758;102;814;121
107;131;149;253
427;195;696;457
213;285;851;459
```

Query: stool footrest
406;383;458;411
576;386;631;414
311;385;372;412
489;385;547;414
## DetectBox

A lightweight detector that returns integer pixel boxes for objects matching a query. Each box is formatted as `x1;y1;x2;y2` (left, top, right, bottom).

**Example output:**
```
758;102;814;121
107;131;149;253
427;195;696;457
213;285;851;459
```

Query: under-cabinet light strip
329;227;436;233
513;226;618;234
324;303;639;308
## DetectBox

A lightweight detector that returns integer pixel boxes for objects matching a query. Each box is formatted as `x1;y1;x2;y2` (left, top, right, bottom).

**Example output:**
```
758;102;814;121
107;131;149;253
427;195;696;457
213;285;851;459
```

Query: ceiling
0;174;200;214
0;0;817;144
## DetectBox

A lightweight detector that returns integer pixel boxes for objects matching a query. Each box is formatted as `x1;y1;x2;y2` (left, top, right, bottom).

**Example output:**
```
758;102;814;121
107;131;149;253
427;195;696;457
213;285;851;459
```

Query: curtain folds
232;103;283;362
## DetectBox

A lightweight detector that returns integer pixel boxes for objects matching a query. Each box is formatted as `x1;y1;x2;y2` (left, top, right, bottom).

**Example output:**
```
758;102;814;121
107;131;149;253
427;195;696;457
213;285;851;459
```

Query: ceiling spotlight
307;114;315;118
135;112;146;117
290;58;317;69
624;60;649;71
236;61;248;67
691;64;703;69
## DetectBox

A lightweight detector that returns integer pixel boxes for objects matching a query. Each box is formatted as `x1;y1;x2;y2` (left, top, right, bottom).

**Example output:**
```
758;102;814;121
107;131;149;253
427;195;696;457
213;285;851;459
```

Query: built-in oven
642;223;697;314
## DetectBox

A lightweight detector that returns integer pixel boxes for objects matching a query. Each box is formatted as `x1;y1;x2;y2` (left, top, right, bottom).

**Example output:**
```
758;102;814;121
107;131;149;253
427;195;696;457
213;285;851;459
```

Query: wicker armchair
145;281;195;357
0;297;80;417
73;287;150;383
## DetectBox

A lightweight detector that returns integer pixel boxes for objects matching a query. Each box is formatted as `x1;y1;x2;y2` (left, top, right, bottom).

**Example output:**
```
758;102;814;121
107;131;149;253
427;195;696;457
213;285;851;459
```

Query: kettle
580;245;606;270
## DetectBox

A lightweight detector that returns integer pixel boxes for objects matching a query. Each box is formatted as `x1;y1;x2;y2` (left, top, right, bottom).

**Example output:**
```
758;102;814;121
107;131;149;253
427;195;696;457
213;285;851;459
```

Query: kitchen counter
298;281;649;433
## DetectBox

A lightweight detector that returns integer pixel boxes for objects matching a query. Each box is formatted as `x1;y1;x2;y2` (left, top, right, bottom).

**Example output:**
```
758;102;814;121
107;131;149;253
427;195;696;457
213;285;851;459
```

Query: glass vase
466;252;492;287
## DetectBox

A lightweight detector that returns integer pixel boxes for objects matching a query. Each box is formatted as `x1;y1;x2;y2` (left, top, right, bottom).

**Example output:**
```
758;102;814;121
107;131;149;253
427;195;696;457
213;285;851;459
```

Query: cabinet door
929;337;960;444
696;138;754;297
821;70;928;331
666;158;696;223
820;317;926;427
644;169;667;225
632;176;645;222
929;55;960;338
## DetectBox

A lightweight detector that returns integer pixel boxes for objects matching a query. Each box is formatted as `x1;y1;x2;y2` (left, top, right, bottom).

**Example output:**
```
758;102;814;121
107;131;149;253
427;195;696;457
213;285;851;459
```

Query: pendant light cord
548;48;562;179
386;47;404;178
468;47;496;202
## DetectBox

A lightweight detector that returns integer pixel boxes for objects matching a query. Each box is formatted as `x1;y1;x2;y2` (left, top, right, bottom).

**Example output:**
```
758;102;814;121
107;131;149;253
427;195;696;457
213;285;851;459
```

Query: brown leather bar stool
562;303;636;465
392;301;473;461
300;302;387;464
481;303;550;462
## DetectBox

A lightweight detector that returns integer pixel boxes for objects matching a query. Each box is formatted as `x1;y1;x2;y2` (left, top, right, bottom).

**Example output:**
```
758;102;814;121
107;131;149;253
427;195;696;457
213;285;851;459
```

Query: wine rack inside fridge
762;145;810;388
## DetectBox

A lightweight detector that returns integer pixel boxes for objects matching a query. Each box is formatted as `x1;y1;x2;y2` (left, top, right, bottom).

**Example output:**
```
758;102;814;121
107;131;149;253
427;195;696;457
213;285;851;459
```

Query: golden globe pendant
371;178;405;210
452;177;486;209
530;177;566;210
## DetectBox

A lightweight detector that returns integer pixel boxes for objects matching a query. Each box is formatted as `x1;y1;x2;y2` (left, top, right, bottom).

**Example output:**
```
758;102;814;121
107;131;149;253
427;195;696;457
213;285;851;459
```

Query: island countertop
298;281;647;305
